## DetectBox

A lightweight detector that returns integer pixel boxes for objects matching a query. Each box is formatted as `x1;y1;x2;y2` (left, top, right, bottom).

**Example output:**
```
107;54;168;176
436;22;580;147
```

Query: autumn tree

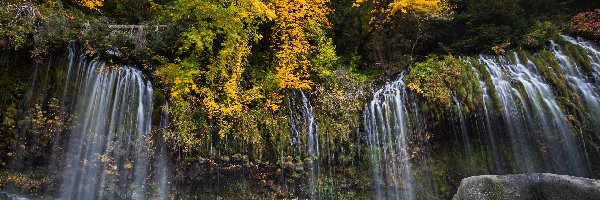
270;0;336;90
157;0;275;147
350;0;451;69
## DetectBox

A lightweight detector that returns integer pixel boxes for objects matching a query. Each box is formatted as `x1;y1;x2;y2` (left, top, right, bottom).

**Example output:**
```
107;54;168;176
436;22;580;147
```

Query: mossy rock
453;173;600;200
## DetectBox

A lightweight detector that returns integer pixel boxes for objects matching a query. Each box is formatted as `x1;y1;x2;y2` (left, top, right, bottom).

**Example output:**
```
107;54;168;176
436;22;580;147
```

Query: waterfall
552;36;600;131
452;93;473;165
478;54;538;173
364;36;600;199
301;92;320;198
57;44;164;199
472;66;502;173
364;73;415;200
479;51;588;176
288;91;320;198
155;102;171;200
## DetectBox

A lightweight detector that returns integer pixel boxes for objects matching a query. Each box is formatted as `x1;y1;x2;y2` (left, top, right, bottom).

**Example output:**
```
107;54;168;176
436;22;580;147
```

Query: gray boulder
453;173;600;200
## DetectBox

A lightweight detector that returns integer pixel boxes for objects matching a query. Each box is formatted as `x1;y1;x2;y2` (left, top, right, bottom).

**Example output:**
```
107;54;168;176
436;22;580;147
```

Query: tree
270;0;333;90
157;0;274;146
353;0;449;26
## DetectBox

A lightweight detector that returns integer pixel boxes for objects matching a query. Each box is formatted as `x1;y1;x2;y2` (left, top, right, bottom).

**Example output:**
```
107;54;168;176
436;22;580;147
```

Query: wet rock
453;173;600;200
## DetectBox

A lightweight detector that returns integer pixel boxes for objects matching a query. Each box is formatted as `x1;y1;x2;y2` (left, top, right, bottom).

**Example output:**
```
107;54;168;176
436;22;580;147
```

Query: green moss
555;38;594;76
518;49;590;134
520;21;562;50
471;57;502;112
507;52;518;64
516;50;529;64
318;176;370;200
511;81;530;104
406;55;483;115
464;62;483;113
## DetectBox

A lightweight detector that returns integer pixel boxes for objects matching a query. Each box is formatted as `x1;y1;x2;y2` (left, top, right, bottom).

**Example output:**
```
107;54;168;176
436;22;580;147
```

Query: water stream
364;36;600;198
56;44;165;200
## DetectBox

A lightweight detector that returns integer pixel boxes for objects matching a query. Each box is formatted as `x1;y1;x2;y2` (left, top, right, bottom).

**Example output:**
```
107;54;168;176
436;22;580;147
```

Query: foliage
318;176;368;199
353;0;450;24
406;55;481;114
100;0;163;24
23;100;70;159
520;21;562;49
313;66;370;164
571;9;600;41
448;0;525;54
445;0;599;54
271;0;333;90
0;2;37;50
155;0;341;151
75;0;103;11
0;172;49;196
156;0;275;147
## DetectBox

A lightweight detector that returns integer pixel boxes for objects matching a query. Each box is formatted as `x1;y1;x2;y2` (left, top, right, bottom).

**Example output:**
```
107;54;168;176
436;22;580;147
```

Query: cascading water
155;102;171;200
451;93;474;166
364;36;600;199
551;36;600;130
471;66;502;173
57;43;165;199
478;54;538;173
301;92;319;198
479;51;588;176
288;91;320;198
364;74;415;200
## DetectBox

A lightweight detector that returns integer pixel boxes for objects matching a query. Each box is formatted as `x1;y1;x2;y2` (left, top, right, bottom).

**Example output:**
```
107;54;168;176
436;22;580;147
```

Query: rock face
453;173;600;200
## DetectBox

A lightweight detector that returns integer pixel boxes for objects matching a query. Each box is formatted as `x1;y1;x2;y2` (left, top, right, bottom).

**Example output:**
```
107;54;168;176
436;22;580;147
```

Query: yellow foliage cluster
271;0;332;90
389;0;445;16
159;0;277;144
77;0;104;11
159;0;339;147
354;0;450;25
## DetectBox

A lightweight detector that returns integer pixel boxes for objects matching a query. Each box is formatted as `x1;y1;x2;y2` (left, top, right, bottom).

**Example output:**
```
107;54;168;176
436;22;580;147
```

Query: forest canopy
1;0;599;151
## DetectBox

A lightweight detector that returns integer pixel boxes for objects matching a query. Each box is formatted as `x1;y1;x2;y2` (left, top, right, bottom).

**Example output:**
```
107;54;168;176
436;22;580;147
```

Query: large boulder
453;173;600;200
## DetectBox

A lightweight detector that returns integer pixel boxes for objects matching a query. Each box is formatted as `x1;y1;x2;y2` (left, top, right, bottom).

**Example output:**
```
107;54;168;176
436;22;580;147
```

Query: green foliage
156;0;274;147
100;0;162;24
318;177;368;200
445;0;598;54
520;21;562;49
0;3;36;50
406;55;481;115
449;0;526;54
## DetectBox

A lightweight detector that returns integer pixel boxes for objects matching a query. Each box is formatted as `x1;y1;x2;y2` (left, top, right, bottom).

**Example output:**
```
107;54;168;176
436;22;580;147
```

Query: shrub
571;9;600;41
406;55;482;115
520;21;562;49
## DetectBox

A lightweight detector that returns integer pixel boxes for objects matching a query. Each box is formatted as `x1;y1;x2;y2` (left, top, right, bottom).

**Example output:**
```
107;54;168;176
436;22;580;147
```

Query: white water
364;36;600;199
155;102;171;200
58;44;165;200
288;91;320;198
553;36;600;130
480;51;588;176
364;74;415;200
301;92;320;198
